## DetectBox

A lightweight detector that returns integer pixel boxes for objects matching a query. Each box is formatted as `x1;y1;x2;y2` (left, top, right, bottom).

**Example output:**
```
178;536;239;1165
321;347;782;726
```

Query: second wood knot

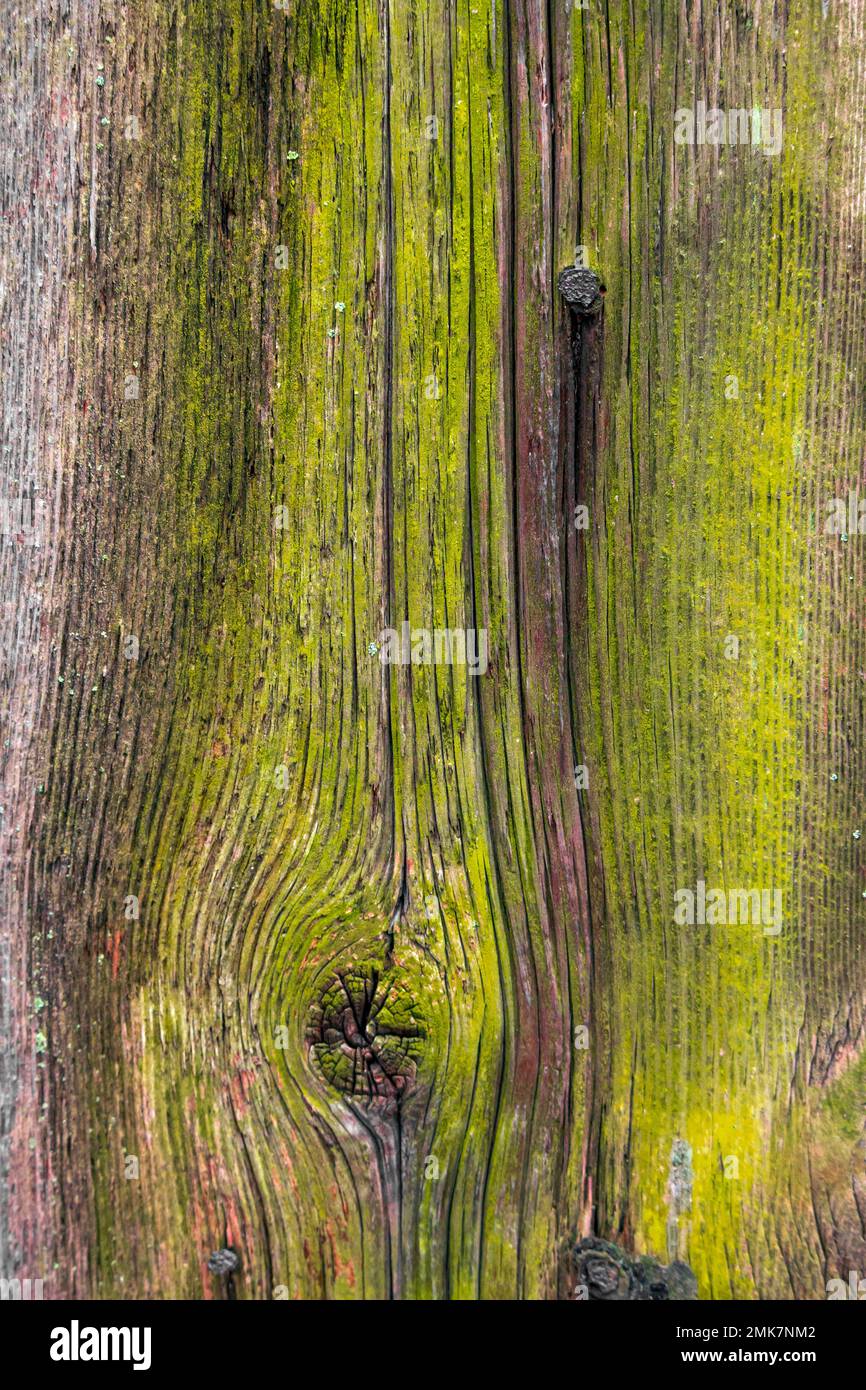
558;265;605;314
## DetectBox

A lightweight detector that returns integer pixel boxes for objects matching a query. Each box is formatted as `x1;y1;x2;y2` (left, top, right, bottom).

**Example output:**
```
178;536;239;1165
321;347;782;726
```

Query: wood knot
566;1237;698;1301
557;265;605;315
307;965;425;1108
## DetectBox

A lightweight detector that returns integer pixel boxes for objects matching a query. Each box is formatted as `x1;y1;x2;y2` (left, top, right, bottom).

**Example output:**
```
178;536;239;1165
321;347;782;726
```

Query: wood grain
1;0;865;1300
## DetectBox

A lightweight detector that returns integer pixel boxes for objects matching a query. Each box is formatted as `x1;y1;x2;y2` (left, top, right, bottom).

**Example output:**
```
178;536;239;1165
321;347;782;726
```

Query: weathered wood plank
1;0;864;1301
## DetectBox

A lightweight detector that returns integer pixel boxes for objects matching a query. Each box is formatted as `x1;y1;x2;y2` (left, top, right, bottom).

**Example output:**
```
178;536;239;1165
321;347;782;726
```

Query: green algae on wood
2;0;865;1304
